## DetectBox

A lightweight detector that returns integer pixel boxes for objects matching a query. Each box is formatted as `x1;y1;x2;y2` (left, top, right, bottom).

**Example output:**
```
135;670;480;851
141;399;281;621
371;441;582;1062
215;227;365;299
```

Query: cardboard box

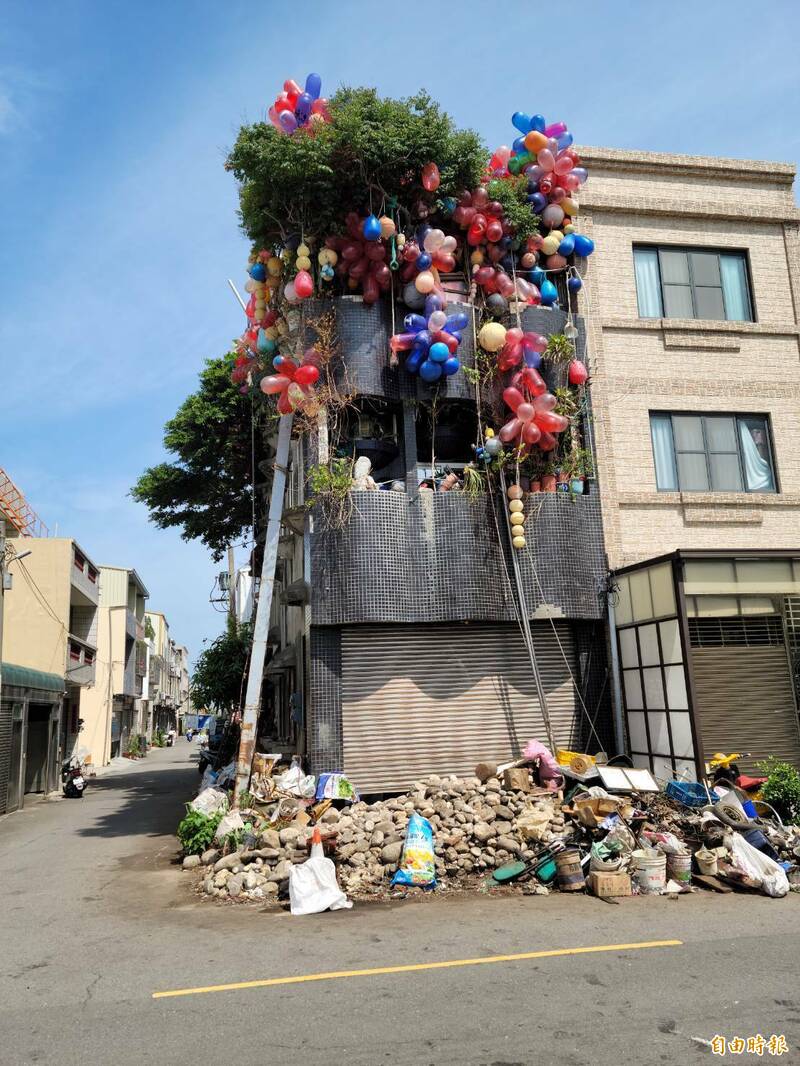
574;796;620;827
588;871;632;898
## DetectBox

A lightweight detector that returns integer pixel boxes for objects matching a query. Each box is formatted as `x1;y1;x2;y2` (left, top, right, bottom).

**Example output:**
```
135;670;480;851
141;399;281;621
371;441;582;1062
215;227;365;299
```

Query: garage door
341;622;582;793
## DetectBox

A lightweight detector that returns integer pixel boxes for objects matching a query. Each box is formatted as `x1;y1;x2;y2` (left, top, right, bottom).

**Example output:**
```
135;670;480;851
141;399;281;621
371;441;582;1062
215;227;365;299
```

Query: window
650;413;776;493
87;566;98;584
73;550;86;573
634;246;753;322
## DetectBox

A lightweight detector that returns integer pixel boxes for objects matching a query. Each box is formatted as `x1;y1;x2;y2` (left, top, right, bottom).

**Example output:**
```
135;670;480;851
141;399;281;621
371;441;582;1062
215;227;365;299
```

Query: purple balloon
294;92;313;124
279;110;298;134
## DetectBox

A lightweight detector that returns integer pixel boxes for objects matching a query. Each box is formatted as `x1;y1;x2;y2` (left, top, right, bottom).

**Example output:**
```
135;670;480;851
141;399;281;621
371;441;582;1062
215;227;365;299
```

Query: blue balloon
448;330;462;343
442;357;460;376
249;263;266;281
445;312;469;332
573;234;595;257
529;114;546;133
416;252;432;270
557;131;573;151
404;313;427;333
512;136;527;154
424;294;444;316
558;234;576;256
531;267;546;286
413;330;432;350
419;359;443;382
416;224;431;246
527;192;547;214
500;255;514;272
294;92;313;124
568;275;583;292
540;279;558;306
305;72;322;100
440;196;457;216
363;214;382;241
406;349;425;374
523;350;542;369
429;342;450;363
512;111;532;134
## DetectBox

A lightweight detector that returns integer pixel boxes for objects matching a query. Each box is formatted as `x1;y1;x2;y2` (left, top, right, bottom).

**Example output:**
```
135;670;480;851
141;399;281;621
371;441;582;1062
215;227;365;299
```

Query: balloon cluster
474;427;503;464
491;113;595;295
451;186;541;311
260;348;321;415
282;241;315;303
325;212;394;304
496;327;548;373
399;224;458;306
245;255;283;322
268;73;331;134
499;367;569;453
390;295;467;383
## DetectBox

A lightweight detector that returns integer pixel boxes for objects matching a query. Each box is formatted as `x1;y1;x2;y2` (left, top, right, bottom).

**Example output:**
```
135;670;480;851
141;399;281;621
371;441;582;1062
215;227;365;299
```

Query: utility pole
0;518;5;699
233;413;294;803
227;545;236;626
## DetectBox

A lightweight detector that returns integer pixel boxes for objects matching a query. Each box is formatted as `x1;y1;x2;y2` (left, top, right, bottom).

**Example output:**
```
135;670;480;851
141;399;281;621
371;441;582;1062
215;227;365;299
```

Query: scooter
62;755;86;799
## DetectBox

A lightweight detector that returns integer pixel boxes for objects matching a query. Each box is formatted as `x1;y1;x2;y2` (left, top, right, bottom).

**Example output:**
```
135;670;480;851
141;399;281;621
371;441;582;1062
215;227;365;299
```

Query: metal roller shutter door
341;622;582;793
690;647;800;771
0;700;12;815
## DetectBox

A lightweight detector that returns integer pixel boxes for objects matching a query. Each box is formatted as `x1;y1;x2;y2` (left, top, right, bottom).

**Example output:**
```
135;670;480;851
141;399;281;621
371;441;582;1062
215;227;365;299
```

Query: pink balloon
499;418;522;443
294;269;313;298
569;359;589;385
522;332;548;353
503;386;525;413
555;153;573;176
534;392;557;412
522;421;542;445
517;402;535;422
535;411;569;433
545;122;568;138
260;374;291;395
537;149;555;172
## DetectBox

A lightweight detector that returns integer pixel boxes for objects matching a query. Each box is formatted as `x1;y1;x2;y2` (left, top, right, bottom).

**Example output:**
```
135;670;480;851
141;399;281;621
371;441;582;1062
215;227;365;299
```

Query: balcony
66;636;97;686
309;488;605;626
71;548;100;607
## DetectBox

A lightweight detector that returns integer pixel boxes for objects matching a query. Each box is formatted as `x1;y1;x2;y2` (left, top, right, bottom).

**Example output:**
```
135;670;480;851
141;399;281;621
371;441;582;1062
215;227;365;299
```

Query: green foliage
486;177;539;243
131;354;274;561
227;87;486;247
543;334;575;365
125;735;141;757
307;458;353;500
144;616;156;640
190;618;252;714
153;729;165;748
177;807;225;855
461;464;487;499
758;758;800;824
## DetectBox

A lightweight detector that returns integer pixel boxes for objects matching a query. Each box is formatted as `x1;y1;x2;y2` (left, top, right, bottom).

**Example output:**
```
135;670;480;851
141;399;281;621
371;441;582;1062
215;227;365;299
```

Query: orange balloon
524;130;548;154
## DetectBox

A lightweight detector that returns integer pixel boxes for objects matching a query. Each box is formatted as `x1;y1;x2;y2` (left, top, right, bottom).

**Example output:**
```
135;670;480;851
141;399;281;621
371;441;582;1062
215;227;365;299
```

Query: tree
131;354;274;560
190;620;252;714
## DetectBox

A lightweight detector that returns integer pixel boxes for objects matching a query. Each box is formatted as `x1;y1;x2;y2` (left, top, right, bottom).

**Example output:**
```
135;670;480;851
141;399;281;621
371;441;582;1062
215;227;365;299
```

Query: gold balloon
296;256;312;271
379;216;396;239
415;270;435;294
512;536;527;550
541;235;560;256
507;483;524;500
560;198;578;217
267;257;282;276
318;248;338;266
297;243;310;257
470;249;484;265
478;321;507;352
509;499;524;513
510;512;525;527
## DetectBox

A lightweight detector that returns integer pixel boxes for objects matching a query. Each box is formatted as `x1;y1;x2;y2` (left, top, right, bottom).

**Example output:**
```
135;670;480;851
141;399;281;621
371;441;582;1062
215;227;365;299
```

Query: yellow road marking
152;938;682;999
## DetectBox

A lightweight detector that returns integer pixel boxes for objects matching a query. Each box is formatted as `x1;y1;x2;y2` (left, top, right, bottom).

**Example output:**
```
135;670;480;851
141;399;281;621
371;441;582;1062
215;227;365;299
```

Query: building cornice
575;145;796;182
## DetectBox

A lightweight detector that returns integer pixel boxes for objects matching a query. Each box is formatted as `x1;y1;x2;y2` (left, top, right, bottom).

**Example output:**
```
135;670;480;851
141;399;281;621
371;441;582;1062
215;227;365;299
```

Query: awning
265;645;296;674
1;662;65;697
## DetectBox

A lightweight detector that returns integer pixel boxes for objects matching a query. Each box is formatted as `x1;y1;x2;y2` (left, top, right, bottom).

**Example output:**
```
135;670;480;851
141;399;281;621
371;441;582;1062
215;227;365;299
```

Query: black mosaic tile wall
310;490;606;626
572;620;614;755
308;626;343;772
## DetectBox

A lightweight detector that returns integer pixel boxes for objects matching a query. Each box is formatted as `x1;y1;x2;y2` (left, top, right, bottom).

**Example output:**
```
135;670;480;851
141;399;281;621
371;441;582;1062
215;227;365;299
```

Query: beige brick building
574;147;800;778
577;146;800;567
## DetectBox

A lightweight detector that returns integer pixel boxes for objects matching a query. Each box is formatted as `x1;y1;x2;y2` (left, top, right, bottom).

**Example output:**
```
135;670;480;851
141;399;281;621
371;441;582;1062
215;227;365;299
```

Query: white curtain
650;414;677;490
720;255;751;321
738;420;774;491
634;249;663;318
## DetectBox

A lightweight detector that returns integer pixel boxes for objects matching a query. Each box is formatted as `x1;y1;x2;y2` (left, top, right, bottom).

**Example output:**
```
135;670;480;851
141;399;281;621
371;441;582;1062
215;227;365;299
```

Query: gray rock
263;882;280;895
493;820;513;836
320;808;340;824
381;841;404;865
242;847;280;862
494;805;514;821
259;829;281;850
375;820;395;835
485;777;502;792
279;827;301;847
272;860;292;883
244;869;260;890
213;869;231;887
338;843;358;859
213;851;243;873
370;831;385;847
473;822;496;844
182;854;202;870
201;848;220;866
227;873;245;898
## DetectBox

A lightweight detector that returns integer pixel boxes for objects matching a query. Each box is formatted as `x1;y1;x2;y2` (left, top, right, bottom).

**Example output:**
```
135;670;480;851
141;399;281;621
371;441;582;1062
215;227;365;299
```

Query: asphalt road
1;742;798;1066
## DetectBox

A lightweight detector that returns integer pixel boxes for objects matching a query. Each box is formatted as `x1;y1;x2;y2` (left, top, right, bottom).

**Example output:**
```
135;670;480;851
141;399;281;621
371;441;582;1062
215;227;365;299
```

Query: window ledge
618;491;798;508
601;317;799;338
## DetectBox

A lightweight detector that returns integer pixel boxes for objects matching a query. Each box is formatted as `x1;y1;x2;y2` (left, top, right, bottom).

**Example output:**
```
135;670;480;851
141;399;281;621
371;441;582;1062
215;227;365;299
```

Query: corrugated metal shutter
341;622;581;793
691;647;800;771
0;699;12;815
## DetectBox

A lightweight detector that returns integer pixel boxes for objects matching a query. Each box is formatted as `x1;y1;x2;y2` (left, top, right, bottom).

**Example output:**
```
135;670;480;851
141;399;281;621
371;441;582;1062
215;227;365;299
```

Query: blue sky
2;1;799;665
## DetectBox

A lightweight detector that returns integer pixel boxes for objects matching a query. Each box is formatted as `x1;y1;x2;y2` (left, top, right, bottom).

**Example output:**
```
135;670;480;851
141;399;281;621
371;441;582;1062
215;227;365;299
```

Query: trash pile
181;744;800;910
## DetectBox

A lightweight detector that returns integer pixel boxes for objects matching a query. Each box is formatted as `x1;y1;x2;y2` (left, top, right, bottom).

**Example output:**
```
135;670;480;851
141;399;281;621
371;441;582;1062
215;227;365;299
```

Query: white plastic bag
276;763;316;798
214;810;245;842
215;761;236;789
289;840;352;915
728;833;789;898
190;787;228;817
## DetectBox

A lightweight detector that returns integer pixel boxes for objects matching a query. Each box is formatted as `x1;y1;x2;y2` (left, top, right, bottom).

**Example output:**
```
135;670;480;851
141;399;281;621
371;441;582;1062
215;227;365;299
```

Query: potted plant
562;446;594;496
541;459;557;493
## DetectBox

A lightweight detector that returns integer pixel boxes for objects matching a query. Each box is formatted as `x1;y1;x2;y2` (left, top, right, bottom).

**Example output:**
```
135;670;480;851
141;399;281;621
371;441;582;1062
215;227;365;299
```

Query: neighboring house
1;536;100;810
80;566;149;763
145;610;173;737
579;146;800;776
251;297;609;794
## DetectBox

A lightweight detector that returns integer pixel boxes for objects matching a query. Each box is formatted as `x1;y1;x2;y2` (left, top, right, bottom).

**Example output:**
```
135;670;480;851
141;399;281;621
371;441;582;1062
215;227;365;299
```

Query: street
0;743;796;1065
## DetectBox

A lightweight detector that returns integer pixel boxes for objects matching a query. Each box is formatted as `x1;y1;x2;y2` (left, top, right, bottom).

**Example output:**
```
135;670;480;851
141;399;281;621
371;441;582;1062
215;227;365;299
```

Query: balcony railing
66;635;97;686
70;549;100;605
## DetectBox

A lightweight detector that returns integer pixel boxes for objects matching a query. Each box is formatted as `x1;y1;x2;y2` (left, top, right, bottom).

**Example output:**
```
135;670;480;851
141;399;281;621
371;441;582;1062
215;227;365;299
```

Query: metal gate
0;699;13;815
341;622;581;793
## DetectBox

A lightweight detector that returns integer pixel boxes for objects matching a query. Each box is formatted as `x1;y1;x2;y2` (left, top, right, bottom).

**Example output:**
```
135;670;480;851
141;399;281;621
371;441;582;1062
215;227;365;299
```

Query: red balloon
522;421;542;445
535;410;569;434
294;364;320;386
517;402;535;422
503;386;525;413
486;219;503;243
260;374;290;395
277;392;294;415
294;270;313;299
568;359;589;385
499;418;522;443
421;162;441;192
538;431;557;451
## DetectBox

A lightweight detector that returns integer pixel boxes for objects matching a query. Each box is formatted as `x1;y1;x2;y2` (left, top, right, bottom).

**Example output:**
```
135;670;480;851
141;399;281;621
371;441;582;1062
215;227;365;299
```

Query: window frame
650;411;778;494
633;244;756;323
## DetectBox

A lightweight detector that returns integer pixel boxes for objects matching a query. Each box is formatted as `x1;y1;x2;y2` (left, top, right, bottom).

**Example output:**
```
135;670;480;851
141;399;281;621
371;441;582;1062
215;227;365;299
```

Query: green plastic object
492;860;528;883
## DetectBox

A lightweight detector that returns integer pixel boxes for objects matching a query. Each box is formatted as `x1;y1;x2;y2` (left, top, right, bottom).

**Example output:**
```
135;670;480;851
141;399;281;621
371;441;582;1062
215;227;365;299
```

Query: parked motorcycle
62;754;86;799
